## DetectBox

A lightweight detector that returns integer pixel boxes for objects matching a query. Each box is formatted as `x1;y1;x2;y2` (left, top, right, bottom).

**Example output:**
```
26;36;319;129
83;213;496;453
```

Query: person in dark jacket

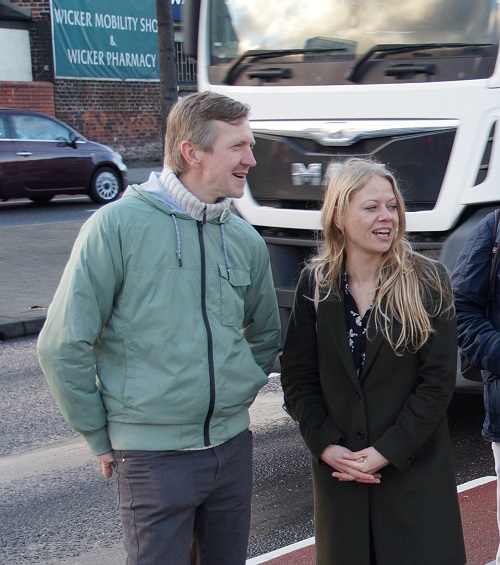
281;157;466;565
452;210;500;565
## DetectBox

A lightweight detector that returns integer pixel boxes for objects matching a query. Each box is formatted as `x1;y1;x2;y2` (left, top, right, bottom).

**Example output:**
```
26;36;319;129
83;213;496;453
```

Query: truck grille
247;122;458;213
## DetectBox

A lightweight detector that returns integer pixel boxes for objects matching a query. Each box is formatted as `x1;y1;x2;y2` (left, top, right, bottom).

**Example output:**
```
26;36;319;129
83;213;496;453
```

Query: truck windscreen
208;0;500;85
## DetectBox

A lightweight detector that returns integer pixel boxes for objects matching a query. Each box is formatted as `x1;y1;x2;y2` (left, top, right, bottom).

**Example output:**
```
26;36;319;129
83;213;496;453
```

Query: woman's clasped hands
320;444;389;483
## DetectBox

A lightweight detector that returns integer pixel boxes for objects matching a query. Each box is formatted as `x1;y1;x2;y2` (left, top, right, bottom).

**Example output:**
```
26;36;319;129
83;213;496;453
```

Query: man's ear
180;141;200;168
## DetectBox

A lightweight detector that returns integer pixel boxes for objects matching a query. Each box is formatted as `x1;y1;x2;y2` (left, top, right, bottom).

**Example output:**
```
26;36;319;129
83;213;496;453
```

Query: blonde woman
281;158;465;565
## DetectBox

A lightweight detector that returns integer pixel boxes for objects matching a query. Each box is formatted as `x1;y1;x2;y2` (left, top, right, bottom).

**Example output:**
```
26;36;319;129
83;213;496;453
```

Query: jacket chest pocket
219;263;251;327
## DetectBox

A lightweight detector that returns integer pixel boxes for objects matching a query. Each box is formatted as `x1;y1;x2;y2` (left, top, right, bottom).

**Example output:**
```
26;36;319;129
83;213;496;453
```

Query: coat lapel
320;293;386;385
361;298;395;380
360;325;385;380
320;294;360;387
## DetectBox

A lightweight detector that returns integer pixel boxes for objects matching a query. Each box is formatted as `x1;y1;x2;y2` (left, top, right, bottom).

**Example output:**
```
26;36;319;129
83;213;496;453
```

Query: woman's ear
333;208;340;229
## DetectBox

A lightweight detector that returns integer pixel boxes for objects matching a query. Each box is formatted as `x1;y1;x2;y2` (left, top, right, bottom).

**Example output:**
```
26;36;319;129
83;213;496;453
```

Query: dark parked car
0;108;127;204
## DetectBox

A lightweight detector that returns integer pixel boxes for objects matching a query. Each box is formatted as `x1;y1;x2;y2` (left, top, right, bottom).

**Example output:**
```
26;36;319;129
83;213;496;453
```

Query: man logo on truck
291;163;322;186
291;162;343;187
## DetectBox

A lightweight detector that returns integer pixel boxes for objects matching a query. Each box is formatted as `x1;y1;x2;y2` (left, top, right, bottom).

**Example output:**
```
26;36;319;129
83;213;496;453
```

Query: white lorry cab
184;0;500;390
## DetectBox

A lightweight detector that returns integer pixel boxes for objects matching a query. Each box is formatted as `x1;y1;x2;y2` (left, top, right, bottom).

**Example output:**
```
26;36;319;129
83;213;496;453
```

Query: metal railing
176;41;197;84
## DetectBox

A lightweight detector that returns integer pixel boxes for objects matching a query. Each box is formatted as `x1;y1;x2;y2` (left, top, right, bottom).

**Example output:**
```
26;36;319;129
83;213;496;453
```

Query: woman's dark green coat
281;267;466;565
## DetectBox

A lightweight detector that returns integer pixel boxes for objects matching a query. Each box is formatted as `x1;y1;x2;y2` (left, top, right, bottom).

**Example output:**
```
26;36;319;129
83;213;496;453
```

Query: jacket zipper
198;211;216;446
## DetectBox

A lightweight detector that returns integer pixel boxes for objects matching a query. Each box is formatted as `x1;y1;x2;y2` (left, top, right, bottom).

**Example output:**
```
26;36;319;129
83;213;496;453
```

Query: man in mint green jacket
37;91;281;565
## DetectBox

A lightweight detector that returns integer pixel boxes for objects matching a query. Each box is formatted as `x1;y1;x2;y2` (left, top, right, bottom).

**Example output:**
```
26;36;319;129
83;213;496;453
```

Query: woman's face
337;175;399;260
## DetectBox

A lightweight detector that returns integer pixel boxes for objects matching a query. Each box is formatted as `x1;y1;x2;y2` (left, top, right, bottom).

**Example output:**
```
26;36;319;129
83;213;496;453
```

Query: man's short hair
164;91;251;175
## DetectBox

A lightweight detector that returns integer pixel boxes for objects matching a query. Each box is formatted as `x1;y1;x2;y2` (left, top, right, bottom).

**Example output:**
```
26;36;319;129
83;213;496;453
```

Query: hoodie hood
141;170;188;215
124;169;233;276
138;169;231;222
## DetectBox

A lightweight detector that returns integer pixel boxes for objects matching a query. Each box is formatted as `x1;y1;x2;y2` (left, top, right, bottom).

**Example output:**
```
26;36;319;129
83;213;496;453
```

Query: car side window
11;115;71;141
0;116;7;139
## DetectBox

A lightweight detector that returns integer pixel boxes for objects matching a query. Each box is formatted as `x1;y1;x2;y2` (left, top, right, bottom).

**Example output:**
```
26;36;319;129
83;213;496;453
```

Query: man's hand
97;451;115;478
320;444;382;484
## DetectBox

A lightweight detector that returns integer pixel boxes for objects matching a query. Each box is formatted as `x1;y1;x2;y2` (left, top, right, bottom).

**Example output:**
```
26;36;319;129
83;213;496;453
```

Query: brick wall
0;81;55;114
5;0;165;160
55;80;162;160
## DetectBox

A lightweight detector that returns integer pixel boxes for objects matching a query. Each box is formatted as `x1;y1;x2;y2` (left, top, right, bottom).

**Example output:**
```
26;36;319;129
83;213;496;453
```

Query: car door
0;114;20;199
10;113;93;193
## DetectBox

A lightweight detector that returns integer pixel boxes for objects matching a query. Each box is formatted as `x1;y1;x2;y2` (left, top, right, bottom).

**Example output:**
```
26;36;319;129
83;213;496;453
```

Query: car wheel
89;167;122;204
29;195;54;204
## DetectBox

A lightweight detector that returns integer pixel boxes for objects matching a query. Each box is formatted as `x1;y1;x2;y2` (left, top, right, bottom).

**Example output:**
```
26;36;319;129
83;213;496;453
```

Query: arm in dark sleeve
374;297;457;473
451;213;500;374
281;269;343;460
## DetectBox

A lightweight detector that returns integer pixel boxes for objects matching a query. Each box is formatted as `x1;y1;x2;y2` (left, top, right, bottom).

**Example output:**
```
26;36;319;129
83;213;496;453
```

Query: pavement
1;161;500;564
0;161;162;341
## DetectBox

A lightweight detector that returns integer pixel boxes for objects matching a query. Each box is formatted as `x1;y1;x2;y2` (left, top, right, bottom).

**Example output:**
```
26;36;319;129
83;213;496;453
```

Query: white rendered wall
0;28;33;81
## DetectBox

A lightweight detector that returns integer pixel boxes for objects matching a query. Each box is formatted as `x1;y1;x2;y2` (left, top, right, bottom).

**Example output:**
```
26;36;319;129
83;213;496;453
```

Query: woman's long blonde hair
310;158;454;353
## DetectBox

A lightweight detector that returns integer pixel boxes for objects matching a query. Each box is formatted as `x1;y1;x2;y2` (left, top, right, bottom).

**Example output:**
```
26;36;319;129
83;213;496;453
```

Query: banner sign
51;0;184;81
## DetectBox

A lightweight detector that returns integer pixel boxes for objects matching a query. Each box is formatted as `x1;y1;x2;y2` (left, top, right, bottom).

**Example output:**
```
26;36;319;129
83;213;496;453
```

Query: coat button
356;432;365;440
355;392;361;400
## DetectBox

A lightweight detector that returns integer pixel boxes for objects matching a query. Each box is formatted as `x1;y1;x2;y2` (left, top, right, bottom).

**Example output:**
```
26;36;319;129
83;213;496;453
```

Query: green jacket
37;184;281;455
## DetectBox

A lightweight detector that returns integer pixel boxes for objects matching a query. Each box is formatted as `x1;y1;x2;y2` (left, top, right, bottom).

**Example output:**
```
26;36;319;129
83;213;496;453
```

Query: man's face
194;119;256;202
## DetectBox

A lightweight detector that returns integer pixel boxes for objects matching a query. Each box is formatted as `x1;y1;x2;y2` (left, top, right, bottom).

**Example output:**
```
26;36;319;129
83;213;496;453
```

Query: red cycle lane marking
247;477;498;565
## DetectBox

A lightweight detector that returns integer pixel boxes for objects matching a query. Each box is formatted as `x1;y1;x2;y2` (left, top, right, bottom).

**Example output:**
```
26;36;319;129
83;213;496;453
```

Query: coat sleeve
37;210;123;456
281;269;344;460
374;265;458;473
451;213;500;374
241;236;281;375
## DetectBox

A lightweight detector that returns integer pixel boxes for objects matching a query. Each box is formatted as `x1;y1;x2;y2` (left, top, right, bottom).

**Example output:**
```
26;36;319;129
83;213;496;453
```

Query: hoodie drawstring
171;213;231;278
171;214;182;267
